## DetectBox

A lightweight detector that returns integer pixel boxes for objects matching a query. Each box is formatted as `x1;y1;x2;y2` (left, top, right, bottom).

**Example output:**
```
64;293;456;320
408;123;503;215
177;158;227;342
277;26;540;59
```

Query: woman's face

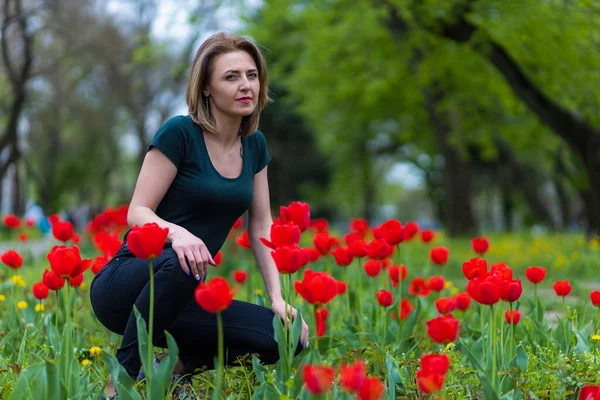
204;51;260;119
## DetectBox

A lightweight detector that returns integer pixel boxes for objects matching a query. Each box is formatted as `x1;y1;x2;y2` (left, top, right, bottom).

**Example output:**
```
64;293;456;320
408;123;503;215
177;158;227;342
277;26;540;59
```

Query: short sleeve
253;130;271;174
148;116;188;169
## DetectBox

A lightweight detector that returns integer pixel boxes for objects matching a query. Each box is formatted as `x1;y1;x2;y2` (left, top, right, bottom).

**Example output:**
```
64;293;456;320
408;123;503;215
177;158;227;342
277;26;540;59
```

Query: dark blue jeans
90;244;285;378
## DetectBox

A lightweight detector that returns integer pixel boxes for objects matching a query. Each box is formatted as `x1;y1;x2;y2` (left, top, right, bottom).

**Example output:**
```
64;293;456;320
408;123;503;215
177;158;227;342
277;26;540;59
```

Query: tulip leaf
400;297;421;338
477;372;499;400
311;335;345;351
134;306;151;382
458;338;484;373
575;331;590;354
272;314;290;391
386;352;402;395
150;331;179;400
251;382;280;400
501;389;522;400
8;361;64;400
514;345;528;372
252;355;268;384
291;309;303;354
103;352;143;400
292;351;312;398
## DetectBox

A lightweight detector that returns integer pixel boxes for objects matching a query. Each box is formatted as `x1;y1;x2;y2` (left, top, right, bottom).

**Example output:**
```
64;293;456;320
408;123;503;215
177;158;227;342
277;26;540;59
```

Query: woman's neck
210;109;243;147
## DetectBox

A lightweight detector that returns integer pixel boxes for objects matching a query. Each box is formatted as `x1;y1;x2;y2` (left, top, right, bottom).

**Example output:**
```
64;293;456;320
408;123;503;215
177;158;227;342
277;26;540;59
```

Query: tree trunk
388;5;600;237
425;88;477;237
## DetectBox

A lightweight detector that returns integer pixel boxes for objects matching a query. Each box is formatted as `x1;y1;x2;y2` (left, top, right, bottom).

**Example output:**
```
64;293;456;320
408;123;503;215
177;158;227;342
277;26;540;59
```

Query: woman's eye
226;75;236;80
248;73;258;79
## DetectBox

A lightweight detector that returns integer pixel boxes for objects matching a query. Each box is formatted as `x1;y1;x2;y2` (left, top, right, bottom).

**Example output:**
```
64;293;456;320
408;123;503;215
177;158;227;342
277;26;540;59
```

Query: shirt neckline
197;125;247;181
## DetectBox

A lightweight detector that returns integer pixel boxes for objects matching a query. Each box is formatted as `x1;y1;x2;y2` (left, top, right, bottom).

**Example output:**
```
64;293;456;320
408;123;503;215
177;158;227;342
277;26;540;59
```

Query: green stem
65;284;72;393
509;303;514;363
286;273;293;387
535;284;539;320
490;305;496;392
344;266;350;318
147;259;155;381
500;302;505;366
215;311;224;398
396;279;403;343
563;296;569;352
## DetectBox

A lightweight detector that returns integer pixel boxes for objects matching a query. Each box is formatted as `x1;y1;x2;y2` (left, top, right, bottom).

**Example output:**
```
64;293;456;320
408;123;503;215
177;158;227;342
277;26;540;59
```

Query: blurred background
1;0;599;239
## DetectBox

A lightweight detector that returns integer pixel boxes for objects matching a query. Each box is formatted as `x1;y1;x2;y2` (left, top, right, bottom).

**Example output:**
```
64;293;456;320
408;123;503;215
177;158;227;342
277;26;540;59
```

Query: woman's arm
127;148;215;279
248;167;310;346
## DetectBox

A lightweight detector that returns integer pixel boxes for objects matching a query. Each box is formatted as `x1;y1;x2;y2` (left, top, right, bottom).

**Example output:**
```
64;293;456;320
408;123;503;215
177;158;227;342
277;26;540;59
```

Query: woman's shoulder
161;115;196;131
246;129;267;147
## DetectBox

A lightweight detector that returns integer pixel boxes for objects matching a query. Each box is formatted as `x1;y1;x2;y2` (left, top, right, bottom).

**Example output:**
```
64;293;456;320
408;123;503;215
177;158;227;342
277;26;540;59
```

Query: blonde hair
186;32;270;138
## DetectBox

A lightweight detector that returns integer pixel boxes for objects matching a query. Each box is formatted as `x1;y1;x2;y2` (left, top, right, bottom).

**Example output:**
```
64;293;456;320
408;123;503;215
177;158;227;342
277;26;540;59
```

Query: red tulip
435;297;457;314
271;245;306;274
591;290;600;307
455;292;471;311
233;270;248;284
315;308;328;337
18;232;27;242
491;262;512;280
553;280;572;297
126;223;169;260
349;218;369;238
525;266;546;284
501;278;523;303
403;221;419;241
462;258;488;280
420;229;435;243
32;282;49;300
305;247;321;262
1;250;23;269
337;280;347;295
347;239;367;258
366;239;392;260
310;218;329;233
3;214;21;229
339;361;366;393
280;202;310;232
25;218;35;227
43;269;65;291
294;269;338;306
505;309;521;325
232;217;243;230
48;214;61;225
429;246;449;265
194;277;237;313
420;353;450;374
313;231;339;255
93;231;122;258
302;364;334;394
399;298;414;320
376;290;393;307
416;370;445;394
579;385;600;400
332;247;354;267
467;274;502;305
408;277;430;297
363;260;382;277
428;276;445;292
357;376;384;400
213;251;223;266
260;222;301;249
236;230;252;249
51;220;74;242
379;219;404;246
69;273;84;287
426;314;459;343
47;245;91;279
387;265;407;286
471;237;489;255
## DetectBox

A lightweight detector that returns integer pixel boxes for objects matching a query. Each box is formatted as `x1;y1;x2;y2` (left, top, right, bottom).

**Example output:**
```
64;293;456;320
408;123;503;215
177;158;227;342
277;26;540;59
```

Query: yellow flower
35;304;44;312
10;275;21;284
90;346;102;357
450;288;459;296
0;295;5;302
255;289;263;296
444;342;454;352
444;281;453;289
81;359;90;366
80;282;88;290
17;301;27;309
592;334;600;341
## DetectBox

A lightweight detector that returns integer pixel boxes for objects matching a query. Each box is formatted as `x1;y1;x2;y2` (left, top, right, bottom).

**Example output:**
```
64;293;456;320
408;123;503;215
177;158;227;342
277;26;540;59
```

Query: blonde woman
90;32;309;399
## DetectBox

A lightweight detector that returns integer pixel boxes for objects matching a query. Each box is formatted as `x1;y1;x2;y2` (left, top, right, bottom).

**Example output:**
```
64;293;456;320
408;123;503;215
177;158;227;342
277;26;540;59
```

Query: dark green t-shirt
147;115;271;256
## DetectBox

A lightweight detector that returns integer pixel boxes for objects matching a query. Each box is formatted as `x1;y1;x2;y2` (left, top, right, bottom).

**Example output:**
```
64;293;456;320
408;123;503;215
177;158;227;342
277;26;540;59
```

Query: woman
90;31;309;399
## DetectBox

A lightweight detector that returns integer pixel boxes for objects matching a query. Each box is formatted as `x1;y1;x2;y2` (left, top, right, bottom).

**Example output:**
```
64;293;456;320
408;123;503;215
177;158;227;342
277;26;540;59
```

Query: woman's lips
237;98;252;104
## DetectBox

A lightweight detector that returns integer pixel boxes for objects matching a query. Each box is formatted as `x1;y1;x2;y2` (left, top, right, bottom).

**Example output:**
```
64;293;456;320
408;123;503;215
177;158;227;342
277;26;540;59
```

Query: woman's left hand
271;298;310;348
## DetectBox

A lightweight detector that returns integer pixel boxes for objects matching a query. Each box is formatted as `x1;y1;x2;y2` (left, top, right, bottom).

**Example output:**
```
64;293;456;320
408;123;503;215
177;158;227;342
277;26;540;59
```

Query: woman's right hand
169;228;216;281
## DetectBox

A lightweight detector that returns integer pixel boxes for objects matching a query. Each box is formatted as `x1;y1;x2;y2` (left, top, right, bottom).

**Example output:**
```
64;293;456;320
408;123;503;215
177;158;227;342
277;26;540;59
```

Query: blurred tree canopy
246;0;600;236
1;0;598;237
